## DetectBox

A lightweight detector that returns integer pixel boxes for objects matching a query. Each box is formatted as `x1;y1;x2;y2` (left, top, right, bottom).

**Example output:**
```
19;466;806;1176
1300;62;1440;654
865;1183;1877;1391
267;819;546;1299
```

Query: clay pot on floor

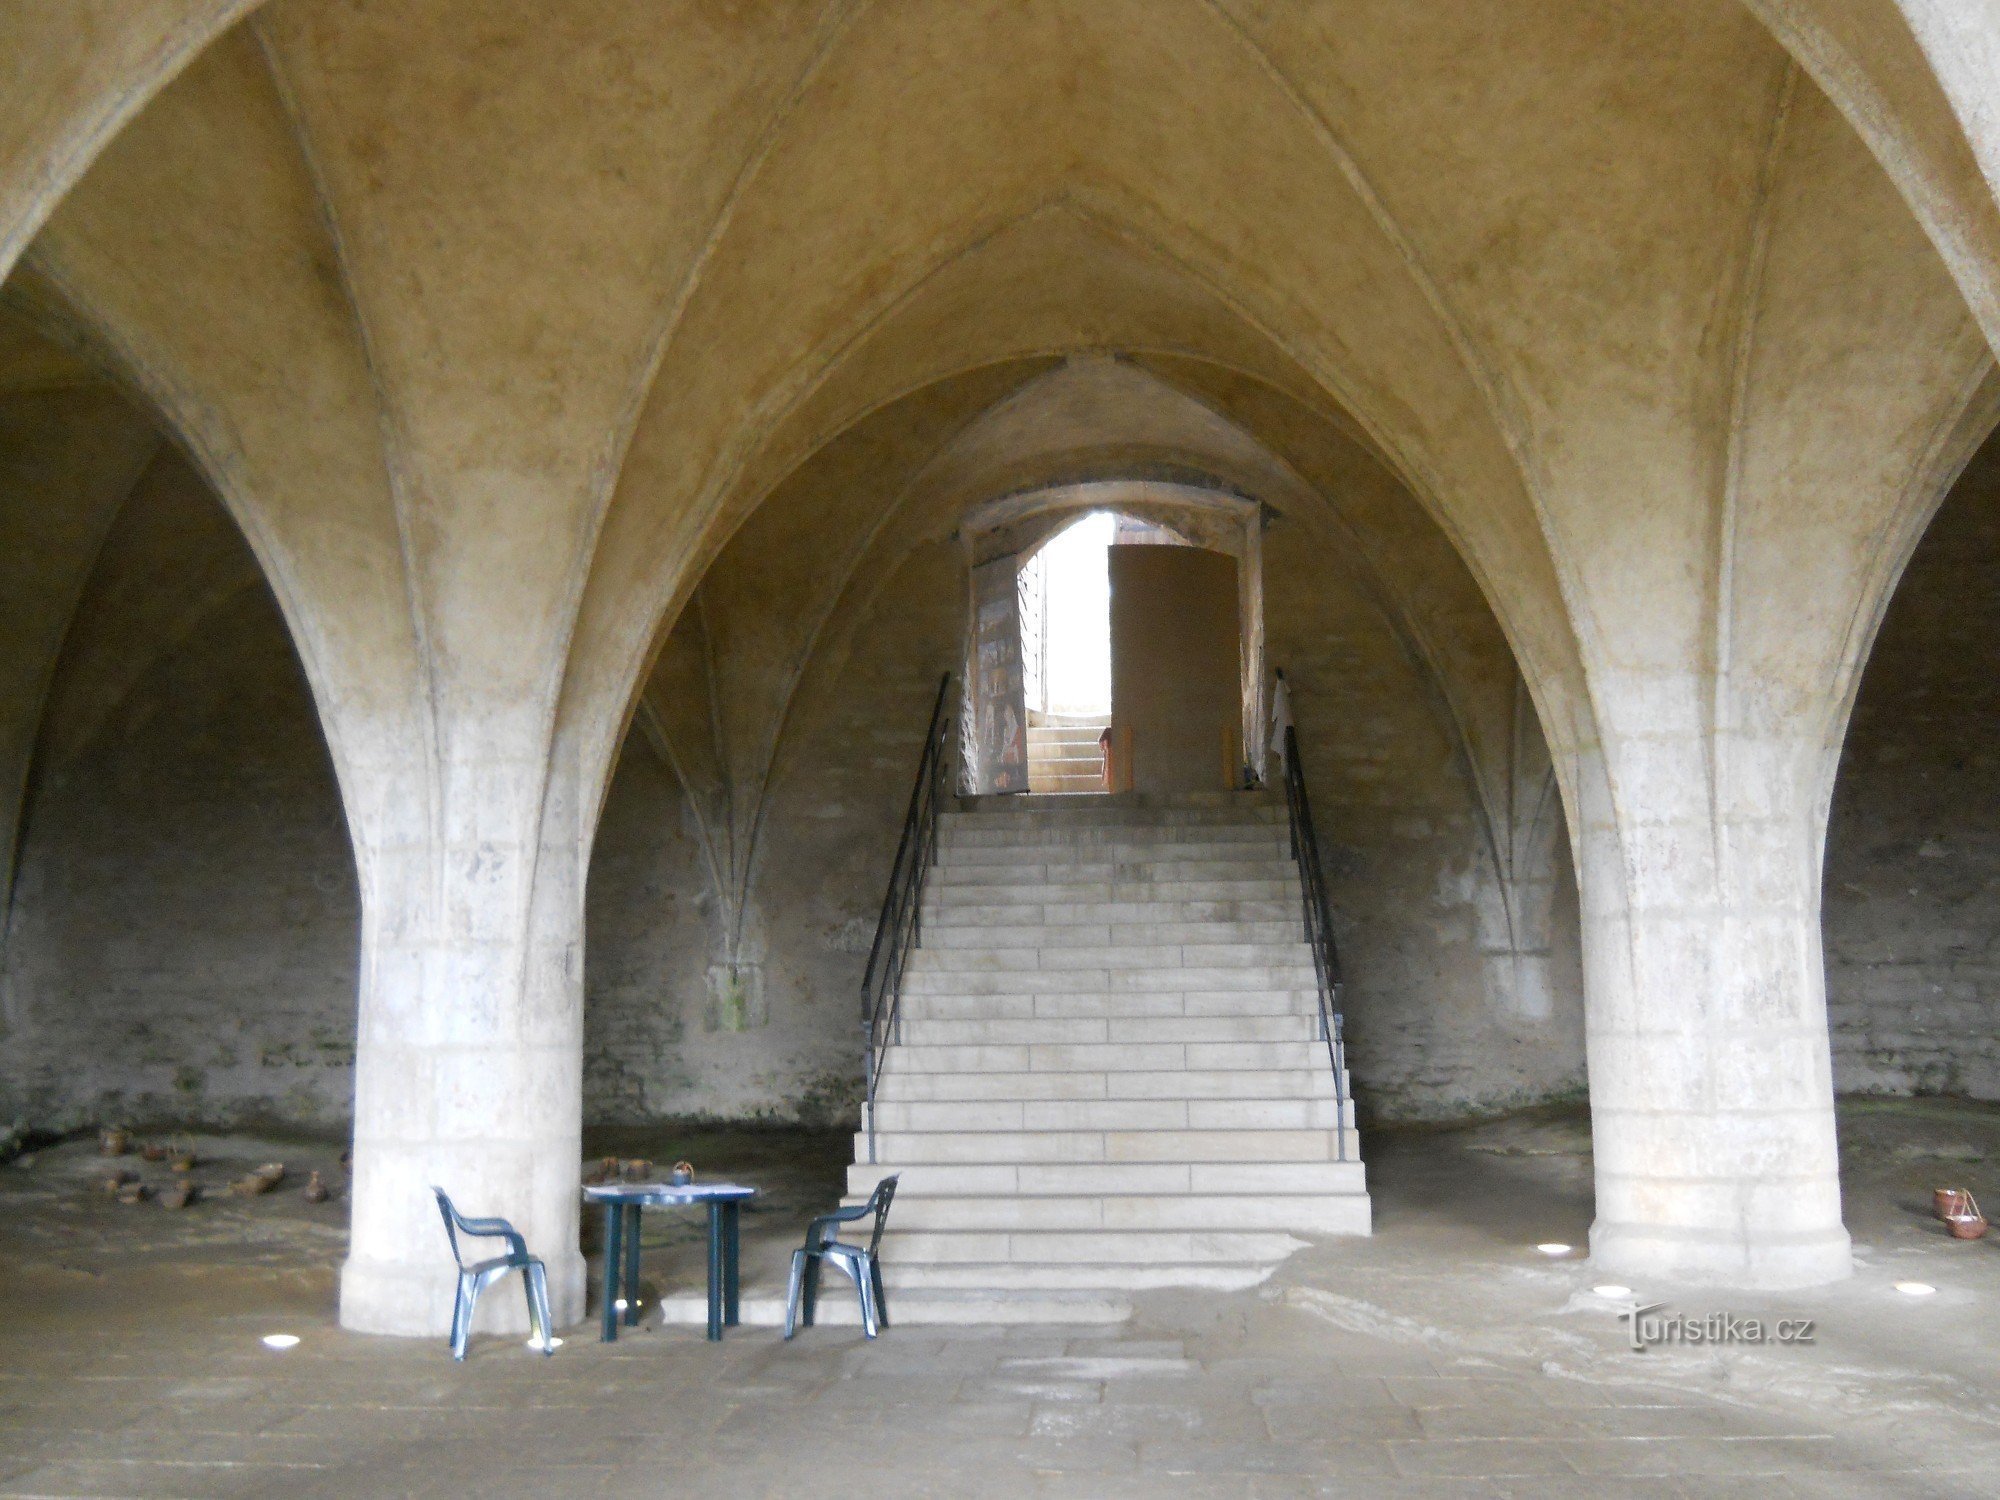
140;1142;168;1162
116;1181;148;1205
160;1180;195;1211
170;1153;197;1174
302;1170;329;1204
100;1168;131;1195
1934;1187;1972;1221
232;1164;285;1197
98;1127;129;1157
1946;1190;1987;1240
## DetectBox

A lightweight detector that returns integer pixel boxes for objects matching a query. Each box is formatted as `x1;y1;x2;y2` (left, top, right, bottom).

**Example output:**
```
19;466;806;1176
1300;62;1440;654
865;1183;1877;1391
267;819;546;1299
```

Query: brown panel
1109;546;1242;793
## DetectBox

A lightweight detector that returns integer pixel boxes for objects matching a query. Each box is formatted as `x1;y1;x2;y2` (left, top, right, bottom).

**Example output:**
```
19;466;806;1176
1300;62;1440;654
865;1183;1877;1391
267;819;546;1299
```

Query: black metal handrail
1280;722;1350;1162
860;673;953;1164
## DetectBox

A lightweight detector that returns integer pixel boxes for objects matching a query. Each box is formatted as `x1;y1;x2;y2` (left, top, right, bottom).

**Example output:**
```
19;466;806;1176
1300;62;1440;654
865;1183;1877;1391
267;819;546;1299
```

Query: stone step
837;1192;1367;1235
848;1227;1324;1265
885;1039;1338;1074
867;1067;1342;1101
923;898;1300;927
894;1014;1320;1046
846;1159;1367;1197
937;861;1297;888
924;881;1299;911
923;921;1303;950
1027;777;1107;794
909;942;1308;972
896;990;1321;1022
940;842;1289;867
942;823;1282;849
864;1097;1349;1132
952;791;1279;815
852;1127;1359;1163
900;967;1322;997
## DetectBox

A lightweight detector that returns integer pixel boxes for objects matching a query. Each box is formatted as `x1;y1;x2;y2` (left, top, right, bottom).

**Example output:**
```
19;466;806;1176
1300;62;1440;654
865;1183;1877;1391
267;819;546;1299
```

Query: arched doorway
960;481;1265;796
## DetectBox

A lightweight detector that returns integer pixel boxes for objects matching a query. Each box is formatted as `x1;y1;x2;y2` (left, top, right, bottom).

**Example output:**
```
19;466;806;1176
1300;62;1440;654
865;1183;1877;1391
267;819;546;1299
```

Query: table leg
705;1202;724;1341
623;1204;643;1327
601;1202;623;1344
723;1202;741;1327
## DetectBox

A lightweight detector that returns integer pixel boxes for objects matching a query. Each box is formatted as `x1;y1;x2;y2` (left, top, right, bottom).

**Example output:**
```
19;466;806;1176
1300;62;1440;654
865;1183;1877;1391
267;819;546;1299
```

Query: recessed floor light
1593;1284;1633;1299
261;1333;300;1350
1894;1281;1937;1297
1536;1242;1572;1256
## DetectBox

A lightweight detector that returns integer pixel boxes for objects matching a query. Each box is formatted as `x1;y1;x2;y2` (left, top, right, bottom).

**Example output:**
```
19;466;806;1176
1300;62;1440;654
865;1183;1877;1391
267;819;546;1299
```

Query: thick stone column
338;755;588;1336
1576;706;1849;1289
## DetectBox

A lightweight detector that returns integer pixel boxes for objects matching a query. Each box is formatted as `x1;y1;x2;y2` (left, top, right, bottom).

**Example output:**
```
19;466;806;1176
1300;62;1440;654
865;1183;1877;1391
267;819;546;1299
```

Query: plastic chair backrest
432;1186;468;1269
866;1174;900;1256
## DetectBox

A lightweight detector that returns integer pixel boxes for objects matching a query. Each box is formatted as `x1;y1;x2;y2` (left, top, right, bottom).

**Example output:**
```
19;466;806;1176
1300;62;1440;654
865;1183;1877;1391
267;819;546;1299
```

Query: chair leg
523;1263;553;1353
801;1255;820;1328
784;1249;807;1340
450;1272;474;1362
870;1256;890;1332
857;1253;879;1339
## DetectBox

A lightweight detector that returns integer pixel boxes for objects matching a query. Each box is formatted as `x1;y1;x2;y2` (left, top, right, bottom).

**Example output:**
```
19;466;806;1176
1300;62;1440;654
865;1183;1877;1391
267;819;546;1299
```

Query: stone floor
2;1102;1998;1497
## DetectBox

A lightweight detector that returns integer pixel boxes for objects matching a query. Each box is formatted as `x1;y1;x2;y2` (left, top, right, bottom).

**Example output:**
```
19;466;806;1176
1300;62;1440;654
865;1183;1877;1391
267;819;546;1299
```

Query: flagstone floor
2;1103;1997;1498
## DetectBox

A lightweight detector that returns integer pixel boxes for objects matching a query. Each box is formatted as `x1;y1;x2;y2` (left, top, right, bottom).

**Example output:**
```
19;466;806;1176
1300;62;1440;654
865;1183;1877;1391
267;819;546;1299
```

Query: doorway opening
962;481;1265;798
1019;512;1114;792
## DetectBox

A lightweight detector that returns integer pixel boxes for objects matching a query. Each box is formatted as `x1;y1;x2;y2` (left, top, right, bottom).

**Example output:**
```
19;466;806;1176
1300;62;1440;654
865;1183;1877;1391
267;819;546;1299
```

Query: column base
340;1247;588;1337
1589;1219;1852;1291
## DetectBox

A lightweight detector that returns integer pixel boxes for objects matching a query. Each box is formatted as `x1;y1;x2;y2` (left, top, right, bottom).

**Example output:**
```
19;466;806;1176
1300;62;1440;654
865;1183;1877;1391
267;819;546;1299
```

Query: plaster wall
1823;432;2000;1101
0;459;359;1129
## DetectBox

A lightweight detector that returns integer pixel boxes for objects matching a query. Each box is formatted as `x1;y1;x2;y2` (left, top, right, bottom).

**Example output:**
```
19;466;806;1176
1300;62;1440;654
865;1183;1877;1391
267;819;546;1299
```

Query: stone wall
1823;433;2000;1101
0;462;1598;1132
0;535;361;1130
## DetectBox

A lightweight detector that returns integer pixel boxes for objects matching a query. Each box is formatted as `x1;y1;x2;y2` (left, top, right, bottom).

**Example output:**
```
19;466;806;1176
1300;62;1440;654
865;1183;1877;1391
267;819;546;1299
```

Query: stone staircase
844;790;1369;1324
1027;714;1108;793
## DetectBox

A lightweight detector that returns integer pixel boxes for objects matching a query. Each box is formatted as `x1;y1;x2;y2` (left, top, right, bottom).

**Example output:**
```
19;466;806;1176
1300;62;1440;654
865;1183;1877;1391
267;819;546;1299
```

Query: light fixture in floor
1593;1284;1633;1299
1895;1282;1937;1297
261;1333;300;1350
1536;1242;1572;1256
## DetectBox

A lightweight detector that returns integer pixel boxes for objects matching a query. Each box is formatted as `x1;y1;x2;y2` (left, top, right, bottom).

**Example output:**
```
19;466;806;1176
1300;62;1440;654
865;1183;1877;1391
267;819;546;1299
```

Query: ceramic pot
669;1160;694;1187
1934;1187;1971;1221
98;1127;129;1157
1948;1214;1989;1240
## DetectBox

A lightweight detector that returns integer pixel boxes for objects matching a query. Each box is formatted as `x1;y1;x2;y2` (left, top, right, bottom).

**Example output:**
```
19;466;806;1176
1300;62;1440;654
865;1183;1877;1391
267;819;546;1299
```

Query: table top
584;1181;757;1204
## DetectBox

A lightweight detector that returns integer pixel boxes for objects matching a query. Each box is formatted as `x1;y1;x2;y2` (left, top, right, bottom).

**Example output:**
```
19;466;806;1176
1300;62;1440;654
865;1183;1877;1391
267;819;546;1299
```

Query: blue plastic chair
432;1186;555;1361
785;1174;899;1339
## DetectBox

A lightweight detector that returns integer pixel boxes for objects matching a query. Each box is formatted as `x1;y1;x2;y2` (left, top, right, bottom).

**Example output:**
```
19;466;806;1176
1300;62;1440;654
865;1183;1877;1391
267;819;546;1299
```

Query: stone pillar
1577;717;1850;1289
338;756;587;1336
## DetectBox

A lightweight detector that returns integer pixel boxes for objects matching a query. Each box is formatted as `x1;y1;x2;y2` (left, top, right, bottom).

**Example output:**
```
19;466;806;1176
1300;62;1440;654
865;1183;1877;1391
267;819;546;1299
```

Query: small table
584;1182;757;1342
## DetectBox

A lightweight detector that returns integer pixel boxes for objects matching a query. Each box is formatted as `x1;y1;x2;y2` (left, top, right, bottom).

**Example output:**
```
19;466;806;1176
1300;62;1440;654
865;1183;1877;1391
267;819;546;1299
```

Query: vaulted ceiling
0;0;1995;880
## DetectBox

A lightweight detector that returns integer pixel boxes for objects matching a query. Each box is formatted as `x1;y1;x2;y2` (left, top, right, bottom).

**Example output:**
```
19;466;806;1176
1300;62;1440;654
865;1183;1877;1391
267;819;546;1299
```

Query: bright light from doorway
1033;512;1113;717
